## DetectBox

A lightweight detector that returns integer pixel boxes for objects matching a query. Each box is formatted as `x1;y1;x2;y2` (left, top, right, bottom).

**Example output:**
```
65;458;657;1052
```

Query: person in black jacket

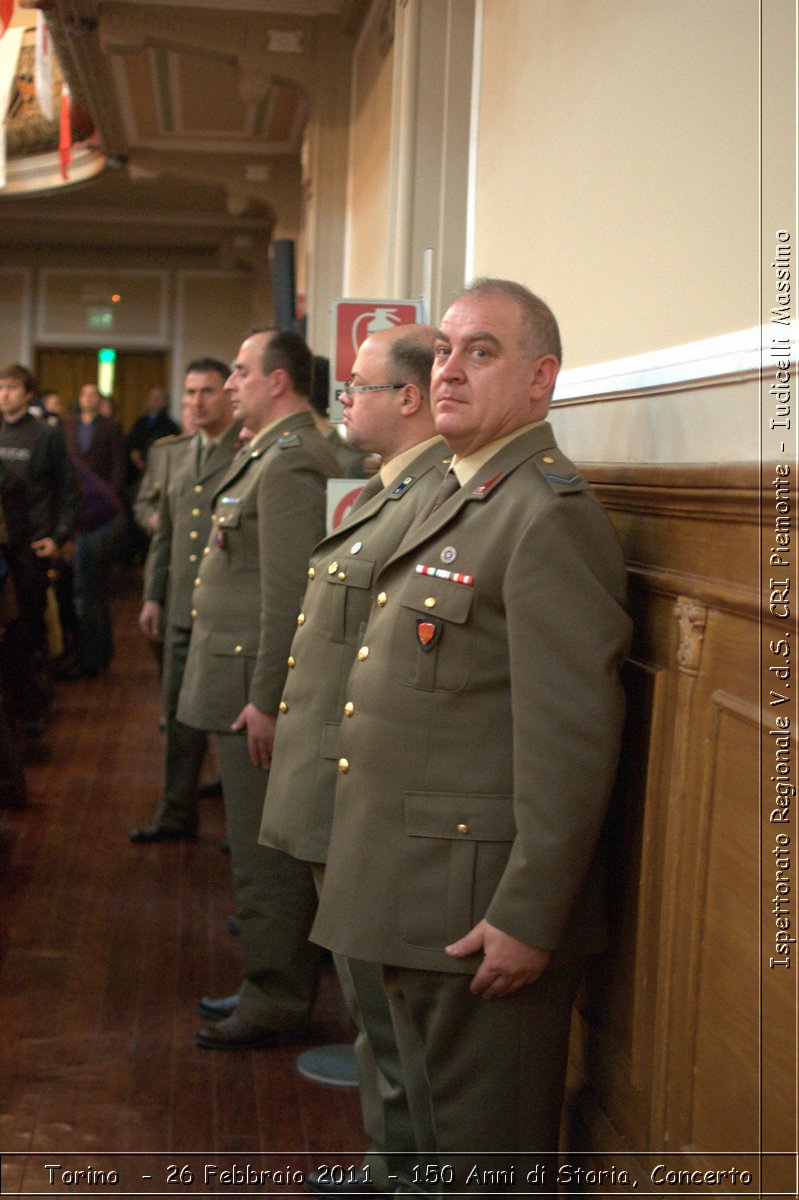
0;363;78;723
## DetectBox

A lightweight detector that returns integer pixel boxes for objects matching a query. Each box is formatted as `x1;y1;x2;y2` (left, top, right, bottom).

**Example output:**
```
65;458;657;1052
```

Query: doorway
35;348;169;434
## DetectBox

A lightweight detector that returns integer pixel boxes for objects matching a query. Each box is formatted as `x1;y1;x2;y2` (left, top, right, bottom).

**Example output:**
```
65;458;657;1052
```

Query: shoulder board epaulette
532;449;587;494
277;431;302;449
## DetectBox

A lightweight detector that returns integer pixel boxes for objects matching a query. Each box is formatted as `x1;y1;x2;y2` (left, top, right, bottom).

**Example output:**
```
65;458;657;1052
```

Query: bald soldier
312;279;632;1187
178;330;339;1048
260;324;448;1195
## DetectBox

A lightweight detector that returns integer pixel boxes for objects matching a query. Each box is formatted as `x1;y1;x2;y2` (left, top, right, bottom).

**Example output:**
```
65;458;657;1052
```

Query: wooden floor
0;572;365;1198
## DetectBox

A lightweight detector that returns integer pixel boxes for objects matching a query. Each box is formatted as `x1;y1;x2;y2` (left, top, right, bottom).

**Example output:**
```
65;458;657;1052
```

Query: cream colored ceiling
1;0;367;266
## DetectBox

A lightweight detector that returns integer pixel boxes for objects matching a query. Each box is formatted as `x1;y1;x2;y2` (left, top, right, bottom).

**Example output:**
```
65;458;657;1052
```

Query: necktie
197;440;213;475
429;469;461;513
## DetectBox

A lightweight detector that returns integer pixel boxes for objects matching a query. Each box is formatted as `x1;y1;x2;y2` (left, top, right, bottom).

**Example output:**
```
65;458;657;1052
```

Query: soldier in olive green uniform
312;281;631;1188
132;358;239;842
178;330;339;1049
261;325;447;1194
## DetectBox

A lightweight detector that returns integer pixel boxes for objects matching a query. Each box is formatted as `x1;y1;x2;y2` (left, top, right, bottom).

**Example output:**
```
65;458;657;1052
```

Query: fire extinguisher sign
330;298;426;419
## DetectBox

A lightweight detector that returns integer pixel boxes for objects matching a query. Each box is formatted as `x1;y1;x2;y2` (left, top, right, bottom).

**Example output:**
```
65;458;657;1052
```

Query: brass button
191;608;198;618
376;592;387;607
194;485;203;494
297;613;305;626
542;455;555;464
279;701;288;714
424;597;436;608
357;645;369;661
189;530;199;540
338;758;350;774
343;701;354;717
287;656;295;668
194;576;201;586
203;547;210;556
338;571;346;581
457;823;469;834
234;645;243;654
189;554;198;563
192;507;201;517
308;567;316;580
327;561;338;574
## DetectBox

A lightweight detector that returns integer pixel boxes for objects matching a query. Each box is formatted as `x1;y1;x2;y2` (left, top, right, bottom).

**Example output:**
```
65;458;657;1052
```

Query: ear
529;355;560;402
398;383;423;417
269;366;290;396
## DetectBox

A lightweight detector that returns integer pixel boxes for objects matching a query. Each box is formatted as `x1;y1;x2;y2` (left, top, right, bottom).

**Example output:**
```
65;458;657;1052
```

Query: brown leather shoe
195;1014;300;1050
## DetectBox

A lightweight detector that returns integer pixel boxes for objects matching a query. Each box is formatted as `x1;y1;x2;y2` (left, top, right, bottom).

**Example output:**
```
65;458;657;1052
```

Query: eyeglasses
339;382;407;400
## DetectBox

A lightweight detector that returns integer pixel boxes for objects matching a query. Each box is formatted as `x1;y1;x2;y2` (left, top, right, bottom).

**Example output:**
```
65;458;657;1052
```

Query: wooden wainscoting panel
688;685;760;1150
564;462;793;1189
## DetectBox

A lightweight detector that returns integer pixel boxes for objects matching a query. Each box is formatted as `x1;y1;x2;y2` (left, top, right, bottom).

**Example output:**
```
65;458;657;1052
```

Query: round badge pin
441;545;457;565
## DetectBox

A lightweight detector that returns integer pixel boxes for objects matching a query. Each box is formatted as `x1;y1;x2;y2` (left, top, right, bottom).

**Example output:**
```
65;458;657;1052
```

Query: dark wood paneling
565;462;797;1195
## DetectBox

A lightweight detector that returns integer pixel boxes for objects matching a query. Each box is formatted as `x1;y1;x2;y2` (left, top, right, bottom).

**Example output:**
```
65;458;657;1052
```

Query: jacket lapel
315;440;449;552
385;423;558;567
211;410;314;500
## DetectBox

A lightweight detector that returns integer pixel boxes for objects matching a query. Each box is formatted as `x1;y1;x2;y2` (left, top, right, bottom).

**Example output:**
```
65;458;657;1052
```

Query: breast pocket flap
400;576;474;624
216;505;242;529
323;557;375;590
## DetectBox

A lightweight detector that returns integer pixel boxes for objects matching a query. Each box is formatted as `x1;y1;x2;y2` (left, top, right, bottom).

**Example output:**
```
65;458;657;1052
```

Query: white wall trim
552;323;798;405
464;0;482;286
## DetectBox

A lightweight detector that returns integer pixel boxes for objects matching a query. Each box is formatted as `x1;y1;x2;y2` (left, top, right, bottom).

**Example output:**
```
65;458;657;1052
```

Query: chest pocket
393;573;474;692
214;500;260;567
321;555;375;644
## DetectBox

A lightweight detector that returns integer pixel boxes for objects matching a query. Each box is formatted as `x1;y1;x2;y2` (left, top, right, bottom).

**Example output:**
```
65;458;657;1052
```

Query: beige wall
174;270;258;392
0;270;32;367
344;1;395;296
473;0;759;366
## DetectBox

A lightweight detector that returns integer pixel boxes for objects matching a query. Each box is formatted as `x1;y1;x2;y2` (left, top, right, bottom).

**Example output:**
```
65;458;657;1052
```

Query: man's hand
138;599;163;642
446;919;551;999
231;704;276;770
31;537;57;559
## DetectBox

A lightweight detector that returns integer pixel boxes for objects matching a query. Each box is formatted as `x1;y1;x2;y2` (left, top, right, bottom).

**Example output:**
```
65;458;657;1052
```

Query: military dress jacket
177;411;339;734
143;424;241;630
311;422;632;974
133;432;179;533
260;438;450;863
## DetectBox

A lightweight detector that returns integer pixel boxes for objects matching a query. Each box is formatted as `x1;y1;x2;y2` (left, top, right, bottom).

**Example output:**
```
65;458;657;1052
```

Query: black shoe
129;824;196;844
195;1014;301;1050
304;1169;377;1196
198;992;240;1021
198;776;223;798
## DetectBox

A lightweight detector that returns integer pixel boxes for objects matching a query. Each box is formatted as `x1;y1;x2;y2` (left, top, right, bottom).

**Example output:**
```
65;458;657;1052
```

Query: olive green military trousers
217;732;320;1030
